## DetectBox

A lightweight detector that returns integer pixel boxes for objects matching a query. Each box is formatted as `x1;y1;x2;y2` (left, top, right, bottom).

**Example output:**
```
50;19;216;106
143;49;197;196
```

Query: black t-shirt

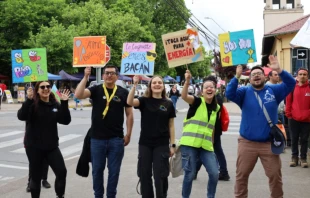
186;95;223;136
136;97;176;147
88;85;130;139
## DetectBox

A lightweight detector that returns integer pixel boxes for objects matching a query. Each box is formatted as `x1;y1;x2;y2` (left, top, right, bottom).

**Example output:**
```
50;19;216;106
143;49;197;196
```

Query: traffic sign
297;49;307;60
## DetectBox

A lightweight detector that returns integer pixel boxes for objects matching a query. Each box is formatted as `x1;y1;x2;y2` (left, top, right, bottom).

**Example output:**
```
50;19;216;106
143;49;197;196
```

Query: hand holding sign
184;70;192;83
236;65;242;79
133;75;140;85
84;67;91;79
27;87;33;99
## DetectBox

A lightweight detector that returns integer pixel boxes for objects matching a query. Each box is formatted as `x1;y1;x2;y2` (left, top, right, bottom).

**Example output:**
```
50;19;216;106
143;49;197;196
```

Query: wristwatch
170;144;176;148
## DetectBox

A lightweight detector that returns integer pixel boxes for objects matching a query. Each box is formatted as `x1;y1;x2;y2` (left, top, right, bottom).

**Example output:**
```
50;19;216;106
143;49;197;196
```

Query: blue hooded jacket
226;70;295;142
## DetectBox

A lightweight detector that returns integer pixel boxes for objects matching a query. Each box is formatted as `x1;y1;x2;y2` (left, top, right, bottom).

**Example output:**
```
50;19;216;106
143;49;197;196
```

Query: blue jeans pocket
160;153;170;178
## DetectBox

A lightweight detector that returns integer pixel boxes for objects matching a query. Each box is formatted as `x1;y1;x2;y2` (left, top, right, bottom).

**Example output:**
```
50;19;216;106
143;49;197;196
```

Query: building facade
262;0;309;75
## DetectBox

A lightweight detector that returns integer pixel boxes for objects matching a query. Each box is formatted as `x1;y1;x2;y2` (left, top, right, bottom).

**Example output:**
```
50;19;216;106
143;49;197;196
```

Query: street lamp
205;17;226;32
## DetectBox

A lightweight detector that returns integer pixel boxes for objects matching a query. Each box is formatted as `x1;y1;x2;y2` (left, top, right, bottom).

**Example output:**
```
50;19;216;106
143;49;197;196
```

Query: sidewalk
1;135;310;198
0;99;92;111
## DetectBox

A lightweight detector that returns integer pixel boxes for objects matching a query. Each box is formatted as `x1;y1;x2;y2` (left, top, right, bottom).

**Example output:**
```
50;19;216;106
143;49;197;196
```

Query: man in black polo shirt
75;65;134;198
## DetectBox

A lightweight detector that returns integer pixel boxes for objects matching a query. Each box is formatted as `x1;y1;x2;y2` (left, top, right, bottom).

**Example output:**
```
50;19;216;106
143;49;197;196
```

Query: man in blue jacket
226;55;295;198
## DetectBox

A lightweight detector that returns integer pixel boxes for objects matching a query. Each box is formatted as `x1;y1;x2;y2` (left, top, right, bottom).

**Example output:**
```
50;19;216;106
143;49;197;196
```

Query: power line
164;0;220;47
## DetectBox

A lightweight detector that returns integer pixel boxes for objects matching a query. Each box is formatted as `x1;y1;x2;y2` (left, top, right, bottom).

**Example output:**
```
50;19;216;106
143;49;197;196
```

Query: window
291;48;309;76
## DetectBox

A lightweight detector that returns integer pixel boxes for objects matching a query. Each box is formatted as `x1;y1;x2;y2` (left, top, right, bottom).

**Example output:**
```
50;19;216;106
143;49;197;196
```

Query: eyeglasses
104;72;117;76
251;72;263;77
147;51;157;58
39;85;51;89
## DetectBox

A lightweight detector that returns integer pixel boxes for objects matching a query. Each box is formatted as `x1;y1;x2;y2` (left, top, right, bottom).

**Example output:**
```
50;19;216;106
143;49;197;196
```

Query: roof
264;14;310;37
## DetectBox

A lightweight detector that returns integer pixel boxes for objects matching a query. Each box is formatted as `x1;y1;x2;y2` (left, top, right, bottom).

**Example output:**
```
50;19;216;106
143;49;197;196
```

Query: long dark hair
143;75;167;99
33;81;57;112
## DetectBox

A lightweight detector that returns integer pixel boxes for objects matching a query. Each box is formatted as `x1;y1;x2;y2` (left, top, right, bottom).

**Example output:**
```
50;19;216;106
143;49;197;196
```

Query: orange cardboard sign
73;36;108;67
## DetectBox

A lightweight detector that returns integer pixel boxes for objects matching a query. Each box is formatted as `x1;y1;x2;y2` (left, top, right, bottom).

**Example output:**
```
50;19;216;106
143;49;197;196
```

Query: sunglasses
39;85;51;89
147;52;157;58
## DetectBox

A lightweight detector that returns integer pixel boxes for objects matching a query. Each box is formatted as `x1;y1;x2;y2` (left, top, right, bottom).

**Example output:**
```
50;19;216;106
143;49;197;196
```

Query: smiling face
202;81;216;100
250;68;265;89
150;77;164;94
36;81;51;100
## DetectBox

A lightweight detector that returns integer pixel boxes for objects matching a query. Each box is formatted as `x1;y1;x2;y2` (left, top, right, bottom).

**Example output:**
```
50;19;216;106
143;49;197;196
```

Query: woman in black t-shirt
127;75;176;198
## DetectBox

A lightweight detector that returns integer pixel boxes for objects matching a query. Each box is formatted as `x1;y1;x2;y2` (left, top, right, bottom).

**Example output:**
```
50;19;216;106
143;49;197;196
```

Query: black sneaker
26;183;30;192
218;173;230;181
42;180;51;188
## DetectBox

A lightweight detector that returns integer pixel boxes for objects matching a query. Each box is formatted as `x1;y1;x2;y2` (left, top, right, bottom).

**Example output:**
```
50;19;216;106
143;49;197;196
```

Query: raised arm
181;70;195;105
57;89;71;125
75;67;91;99
127;75;140;107
225;65;245;107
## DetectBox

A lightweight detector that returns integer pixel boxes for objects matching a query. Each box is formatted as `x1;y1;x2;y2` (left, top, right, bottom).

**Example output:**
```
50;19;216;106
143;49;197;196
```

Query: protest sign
120;42;156;75
73;36;110;67
162;28;204;68
219;29;257;67
11;48;48;83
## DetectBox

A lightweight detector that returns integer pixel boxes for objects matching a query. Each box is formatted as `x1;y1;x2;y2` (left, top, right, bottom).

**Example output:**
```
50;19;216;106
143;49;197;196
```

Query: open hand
267;55;282;73
60;89;71;101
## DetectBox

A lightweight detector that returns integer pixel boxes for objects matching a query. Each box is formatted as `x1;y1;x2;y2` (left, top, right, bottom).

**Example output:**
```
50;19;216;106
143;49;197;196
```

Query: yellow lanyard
102;84;117;119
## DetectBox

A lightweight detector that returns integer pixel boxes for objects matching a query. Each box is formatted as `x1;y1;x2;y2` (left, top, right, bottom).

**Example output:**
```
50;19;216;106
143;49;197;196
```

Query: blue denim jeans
91;137;124;198
170;96;178;110
197;135;228;175
181;145;218;198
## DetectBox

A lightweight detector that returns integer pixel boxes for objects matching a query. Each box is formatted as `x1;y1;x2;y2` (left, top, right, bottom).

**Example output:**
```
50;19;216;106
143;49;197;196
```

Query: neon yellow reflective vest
180;97;220;151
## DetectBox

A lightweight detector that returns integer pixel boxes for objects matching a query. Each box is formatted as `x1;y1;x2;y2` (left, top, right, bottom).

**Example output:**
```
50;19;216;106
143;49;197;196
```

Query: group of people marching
17;55;309;198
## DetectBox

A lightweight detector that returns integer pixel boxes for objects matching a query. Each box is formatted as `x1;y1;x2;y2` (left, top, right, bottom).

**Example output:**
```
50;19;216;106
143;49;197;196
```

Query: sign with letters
120;42;156;75
73;36;110;67
219;29;257;67
11;48;48;83
162;27;204;68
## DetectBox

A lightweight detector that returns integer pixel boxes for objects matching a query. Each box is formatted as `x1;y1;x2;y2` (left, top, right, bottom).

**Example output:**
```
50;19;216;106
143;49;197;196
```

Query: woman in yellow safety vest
180;70;220;198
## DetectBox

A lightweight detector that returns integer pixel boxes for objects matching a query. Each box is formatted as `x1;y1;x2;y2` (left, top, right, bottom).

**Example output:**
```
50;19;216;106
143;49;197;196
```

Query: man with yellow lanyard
180;70;220;198
75;65;134;198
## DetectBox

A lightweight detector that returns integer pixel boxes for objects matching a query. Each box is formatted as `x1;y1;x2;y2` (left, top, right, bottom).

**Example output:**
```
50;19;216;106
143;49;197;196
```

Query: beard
251;81;265;89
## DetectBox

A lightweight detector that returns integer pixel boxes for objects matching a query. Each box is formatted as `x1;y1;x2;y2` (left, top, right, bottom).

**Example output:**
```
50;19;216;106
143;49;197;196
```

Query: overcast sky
185;0;310;65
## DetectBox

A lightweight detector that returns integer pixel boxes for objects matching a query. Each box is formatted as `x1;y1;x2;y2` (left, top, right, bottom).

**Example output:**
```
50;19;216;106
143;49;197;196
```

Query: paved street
0;99;309;197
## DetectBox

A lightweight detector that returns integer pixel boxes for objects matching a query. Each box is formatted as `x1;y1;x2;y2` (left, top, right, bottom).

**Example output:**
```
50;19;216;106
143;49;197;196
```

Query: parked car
88;80;127;103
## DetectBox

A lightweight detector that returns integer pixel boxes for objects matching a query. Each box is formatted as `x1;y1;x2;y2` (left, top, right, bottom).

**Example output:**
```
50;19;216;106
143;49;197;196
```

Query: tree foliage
0;0;212;81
